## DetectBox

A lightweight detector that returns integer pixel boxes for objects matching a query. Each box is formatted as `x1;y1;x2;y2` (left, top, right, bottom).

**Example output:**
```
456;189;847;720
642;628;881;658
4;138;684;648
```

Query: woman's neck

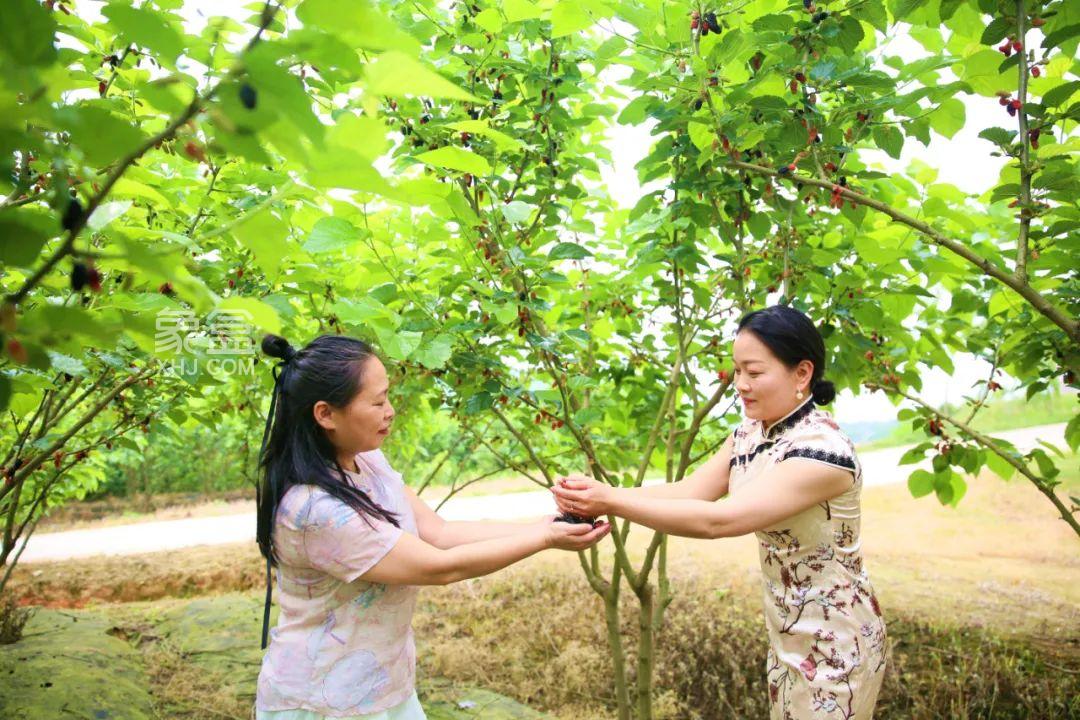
337;453;359;473
762;395;813;434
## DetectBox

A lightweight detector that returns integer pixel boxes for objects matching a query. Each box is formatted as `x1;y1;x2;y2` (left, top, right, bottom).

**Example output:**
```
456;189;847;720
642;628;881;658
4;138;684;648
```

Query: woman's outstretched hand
544;514;611;551
551;474;615;519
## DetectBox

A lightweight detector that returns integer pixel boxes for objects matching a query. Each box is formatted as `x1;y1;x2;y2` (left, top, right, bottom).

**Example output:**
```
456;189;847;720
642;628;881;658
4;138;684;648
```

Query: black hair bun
812;379;836;405
262;334;297;362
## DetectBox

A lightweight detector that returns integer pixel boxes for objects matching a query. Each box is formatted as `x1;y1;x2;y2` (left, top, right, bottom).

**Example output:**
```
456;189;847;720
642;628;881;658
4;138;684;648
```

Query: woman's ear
796;360;815;392
312;400;336;432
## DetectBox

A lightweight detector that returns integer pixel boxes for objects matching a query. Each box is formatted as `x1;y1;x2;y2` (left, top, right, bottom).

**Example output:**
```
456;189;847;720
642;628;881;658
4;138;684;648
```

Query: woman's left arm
561;460;853;539
405;487;547;549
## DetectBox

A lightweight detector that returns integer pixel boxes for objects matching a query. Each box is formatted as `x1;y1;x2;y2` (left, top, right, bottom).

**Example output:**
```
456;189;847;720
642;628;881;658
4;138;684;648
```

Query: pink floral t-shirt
256;450;419;717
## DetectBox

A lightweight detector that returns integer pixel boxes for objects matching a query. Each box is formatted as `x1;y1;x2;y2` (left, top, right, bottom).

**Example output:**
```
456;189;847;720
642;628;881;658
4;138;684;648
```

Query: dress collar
760;396;816;440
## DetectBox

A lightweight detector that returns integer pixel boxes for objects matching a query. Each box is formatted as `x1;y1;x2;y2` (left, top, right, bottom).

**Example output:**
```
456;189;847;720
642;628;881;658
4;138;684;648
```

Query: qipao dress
729;398;887;719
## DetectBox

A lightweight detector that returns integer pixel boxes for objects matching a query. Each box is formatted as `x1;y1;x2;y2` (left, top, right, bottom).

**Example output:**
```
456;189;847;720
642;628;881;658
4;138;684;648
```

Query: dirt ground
10;468;1078;641
5;467;1078;720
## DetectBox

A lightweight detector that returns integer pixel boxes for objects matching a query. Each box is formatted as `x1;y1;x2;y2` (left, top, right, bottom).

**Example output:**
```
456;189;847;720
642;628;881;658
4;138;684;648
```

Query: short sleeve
779;423;858;480
297;491;403;583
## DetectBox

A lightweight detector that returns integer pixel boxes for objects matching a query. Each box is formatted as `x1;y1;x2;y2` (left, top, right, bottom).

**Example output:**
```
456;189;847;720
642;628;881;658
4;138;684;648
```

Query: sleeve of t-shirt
779;424;859;481
299;491;404;583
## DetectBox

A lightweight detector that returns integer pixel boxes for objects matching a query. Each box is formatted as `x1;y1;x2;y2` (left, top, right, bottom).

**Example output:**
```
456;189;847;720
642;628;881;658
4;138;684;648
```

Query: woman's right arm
359;520;610;586
561;435;734;504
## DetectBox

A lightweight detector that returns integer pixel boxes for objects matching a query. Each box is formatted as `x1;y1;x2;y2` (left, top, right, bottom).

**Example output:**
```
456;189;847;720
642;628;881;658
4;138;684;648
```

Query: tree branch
724;159;1079;344
880;385;1079;538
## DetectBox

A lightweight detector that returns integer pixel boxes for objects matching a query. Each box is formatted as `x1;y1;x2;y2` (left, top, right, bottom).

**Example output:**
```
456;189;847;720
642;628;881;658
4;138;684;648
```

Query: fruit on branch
239;83;257;109
6;339;29;364
61;196;84;233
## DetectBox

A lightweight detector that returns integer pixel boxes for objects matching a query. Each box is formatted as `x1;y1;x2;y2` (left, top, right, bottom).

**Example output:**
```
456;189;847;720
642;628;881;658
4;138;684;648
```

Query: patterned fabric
256;450;420;718
730;398;888;719
256;691;426;720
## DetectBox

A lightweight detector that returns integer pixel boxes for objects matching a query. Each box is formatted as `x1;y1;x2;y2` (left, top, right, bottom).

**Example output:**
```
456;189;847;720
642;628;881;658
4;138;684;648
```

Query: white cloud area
110;2;1059;424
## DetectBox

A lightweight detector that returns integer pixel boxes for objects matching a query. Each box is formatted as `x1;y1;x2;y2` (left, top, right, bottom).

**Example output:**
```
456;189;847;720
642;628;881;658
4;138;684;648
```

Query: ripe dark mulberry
239;83;257;110
61;197;84;233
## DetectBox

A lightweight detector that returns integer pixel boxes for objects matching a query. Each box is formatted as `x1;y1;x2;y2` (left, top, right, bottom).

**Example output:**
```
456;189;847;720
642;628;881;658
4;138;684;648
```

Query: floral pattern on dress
730;398;887;719
256;450;420;717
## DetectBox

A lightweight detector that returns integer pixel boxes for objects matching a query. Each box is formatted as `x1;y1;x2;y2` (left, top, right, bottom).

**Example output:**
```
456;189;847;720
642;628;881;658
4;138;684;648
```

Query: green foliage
0;0;1077;714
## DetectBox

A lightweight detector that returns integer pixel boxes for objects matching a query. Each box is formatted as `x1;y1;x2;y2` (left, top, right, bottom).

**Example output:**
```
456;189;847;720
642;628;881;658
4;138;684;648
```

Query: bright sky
102;1;1025;422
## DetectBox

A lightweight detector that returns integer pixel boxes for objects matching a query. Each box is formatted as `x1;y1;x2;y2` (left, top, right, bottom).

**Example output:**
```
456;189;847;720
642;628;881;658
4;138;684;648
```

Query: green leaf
890;0;928;21
836;16;865;53
1030;448;1060;479
501;201;533;224
234;210;288;280
217;297;281;334
474;8;504;33
907;469;934;497
551;2;592;37
1065;414;1080;453
898;442;932;465
548;242;593;260
86;200;132;232
296;0;419;52
977;127;1016;148
938;472;966;507
366;51;481;102
979;17;1010;46
59;105;148;168
327;114;390;161
958;49;1017;96
0;209;53;267
102;4;185;63
415;146;492;176
1042;23;1080;51
872;125;903;159
447;120;523;151
1042;80;1080;109
0;0;57;67
930;98;965;139
376;328;423;361
504;0;542;22
304;217;361;253
45;351;87;376
564;328;590;347
464;391;494;415
413;335;454;369
0;375;10;413
245;43;324;143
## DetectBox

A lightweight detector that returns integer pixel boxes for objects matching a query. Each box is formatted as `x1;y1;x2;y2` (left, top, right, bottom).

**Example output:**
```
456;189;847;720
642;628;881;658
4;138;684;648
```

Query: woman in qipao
553;305;887;719
254;333;610;720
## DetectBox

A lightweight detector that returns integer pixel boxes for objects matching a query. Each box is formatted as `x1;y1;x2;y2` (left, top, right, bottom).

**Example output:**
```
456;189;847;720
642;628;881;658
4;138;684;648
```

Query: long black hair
256;334;400;647
256;333;400;565
736;305;837;405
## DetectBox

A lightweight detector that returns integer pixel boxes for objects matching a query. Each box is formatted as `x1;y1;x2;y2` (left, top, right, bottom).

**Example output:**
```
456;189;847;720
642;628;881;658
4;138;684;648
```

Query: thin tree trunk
635;584;656;720
604;580;632;720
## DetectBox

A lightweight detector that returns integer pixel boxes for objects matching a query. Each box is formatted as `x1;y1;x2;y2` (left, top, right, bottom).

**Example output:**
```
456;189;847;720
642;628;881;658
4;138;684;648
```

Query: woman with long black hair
553;305;887;719
254;333;609;720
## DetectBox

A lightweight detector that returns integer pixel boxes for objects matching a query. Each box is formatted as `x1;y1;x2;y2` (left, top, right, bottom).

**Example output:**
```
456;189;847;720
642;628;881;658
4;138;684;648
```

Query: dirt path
17;423;1068;564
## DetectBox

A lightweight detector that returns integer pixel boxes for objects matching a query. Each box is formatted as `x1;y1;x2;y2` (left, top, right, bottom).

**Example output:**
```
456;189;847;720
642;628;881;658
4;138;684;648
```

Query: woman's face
732;330;813;427
315;356;396;458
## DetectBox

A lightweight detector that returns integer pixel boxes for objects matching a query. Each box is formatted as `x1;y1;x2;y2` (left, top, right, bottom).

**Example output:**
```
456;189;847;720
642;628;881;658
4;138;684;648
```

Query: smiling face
732;329;814;427
313;356;395;467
